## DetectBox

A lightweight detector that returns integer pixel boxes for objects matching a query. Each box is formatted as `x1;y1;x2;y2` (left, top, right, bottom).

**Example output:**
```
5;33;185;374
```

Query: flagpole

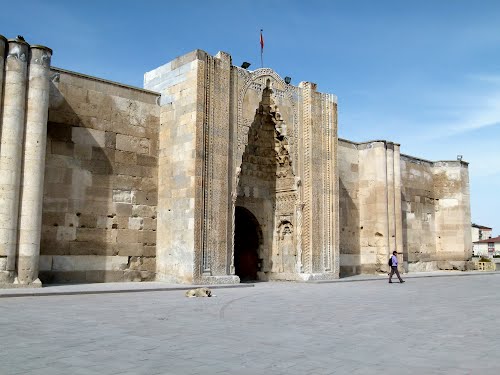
260;29;264;68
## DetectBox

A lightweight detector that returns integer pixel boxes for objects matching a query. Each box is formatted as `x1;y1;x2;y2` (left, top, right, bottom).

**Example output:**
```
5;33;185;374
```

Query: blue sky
2;0;499;234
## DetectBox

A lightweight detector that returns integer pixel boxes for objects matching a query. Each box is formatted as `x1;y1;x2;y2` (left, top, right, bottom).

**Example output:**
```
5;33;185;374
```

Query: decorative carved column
196;51;237;283
295;202;304;273
299;82;313;274
325;94;339;277
17;45;52;284
321;93;337;273
0;38;29;276
332;98;340;276
295;83;339;280
199;52;232;277
229;190;238;275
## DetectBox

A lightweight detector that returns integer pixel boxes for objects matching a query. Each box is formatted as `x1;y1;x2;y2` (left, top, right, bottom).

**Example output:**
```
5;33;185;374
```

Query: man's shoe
388;281;393;284
400;280;405;283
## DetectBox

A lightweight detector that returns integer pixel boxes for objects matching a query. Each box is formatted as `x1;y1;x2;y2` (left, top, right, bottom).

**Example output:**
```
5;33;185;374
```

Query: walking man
389;251;405;284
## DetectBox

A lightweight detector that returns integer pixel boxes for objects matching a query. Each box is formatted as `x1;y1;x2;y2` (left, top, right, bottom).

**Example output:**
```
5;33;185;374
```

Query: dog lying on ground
185;287;215;297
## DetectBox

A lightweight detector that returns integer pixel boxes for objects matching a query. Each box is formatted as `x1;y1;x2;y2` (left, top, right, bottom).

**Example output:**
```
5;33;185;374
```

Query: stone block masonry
338;138;471;275
145;50;209;284
38;66;160;284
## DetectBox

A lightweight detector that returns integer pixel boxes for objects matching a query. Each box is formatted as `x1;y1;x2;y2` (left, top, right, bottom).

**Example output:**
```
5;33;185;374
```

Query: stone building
0;35;472;286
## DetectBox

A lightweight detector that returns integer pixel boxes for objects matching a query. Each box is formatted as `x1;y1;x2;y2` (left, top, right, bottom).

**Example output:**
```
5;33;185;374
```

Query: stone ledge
266;272;339;282
0;282;253;298
309;270;500;284
0;282;42;289
197;275;240;284
408;260;476;272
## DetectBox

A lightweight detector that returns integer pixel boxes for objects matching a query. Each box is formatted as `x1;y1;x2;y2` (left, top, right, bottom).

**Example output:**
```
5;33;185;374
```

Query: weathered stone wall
401;156;472;271
338;141;471;274
144;50;236;284
144;51;201;283
433;161;472;261
358;142;392;273
338;139;360;276
337;140;395;274
400;156;437;264
39;68;159;283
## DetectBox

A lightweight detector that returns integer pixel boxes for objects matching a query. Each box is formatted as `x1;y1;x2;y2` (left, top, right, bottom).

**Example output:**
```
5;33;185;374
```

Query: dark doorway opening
234;206;261;282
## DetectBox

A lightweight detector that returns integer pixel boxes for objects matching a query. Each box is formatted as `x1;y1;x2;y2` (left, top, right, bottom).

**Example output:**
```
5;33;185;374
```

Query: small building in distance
473;235;500;257
471;224;492;243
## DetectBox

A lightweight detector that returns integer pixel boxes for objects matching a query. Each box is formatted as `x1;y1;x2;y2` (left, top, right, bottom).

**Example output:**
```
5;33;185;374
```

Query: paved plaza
1;274;500;375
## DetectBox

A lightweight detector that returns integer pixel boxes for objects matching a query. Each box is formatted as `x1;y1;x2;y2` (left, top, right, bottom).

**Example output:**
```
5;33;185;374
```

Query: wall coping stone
30;44;53;54
338;138;401;147
7;38;30;47
51;67;161;96
339;139;469;166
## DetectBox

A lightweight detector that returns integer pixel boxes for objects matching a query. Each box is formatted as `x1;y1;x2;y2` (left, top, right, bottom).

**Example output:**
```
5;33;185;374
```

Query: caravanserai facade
0;35;472;286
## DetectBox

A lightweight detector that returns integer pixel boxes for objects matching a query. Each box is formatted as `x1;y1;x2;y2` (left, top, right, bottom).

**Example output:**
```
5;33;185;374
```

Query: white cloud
413;81;500;139
447;94;500;133
470;74;500;84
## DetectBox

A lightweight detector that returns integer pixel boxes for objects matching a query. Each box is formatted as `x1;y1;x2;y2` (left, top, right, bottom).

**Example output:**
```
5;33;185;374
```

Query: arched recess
233;78;298;280
234;206;263;281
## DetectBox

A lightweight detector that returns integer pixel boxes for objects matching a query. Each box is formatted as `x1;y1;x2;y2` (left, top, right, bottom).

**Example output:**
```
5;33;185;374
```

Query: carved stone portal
234;78;320;281
154;50;338;284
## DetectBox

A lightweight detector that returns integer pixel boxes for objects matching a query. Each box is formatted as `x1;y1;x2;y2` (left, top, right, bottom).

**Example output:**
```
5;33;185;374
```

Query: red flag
260;29;264;50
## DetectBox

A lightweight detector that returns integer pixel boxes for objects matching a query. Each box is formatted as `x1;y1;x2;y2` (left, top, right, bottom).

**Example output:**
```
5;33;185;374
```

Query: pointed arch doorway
234;206;262;282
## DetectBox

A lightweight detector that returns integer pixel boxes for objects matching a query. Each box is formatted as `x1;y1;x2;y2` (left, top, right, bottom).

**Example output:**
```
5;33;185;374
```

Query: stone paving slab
1;274;500;374
0;270;498;298
0;281;254;298
313;270;500;283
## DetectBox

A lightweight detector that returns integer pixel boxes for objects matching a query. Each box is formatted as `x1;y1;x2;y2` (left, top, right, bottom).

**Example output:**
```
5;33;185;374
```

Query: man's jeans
389;266;403;282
